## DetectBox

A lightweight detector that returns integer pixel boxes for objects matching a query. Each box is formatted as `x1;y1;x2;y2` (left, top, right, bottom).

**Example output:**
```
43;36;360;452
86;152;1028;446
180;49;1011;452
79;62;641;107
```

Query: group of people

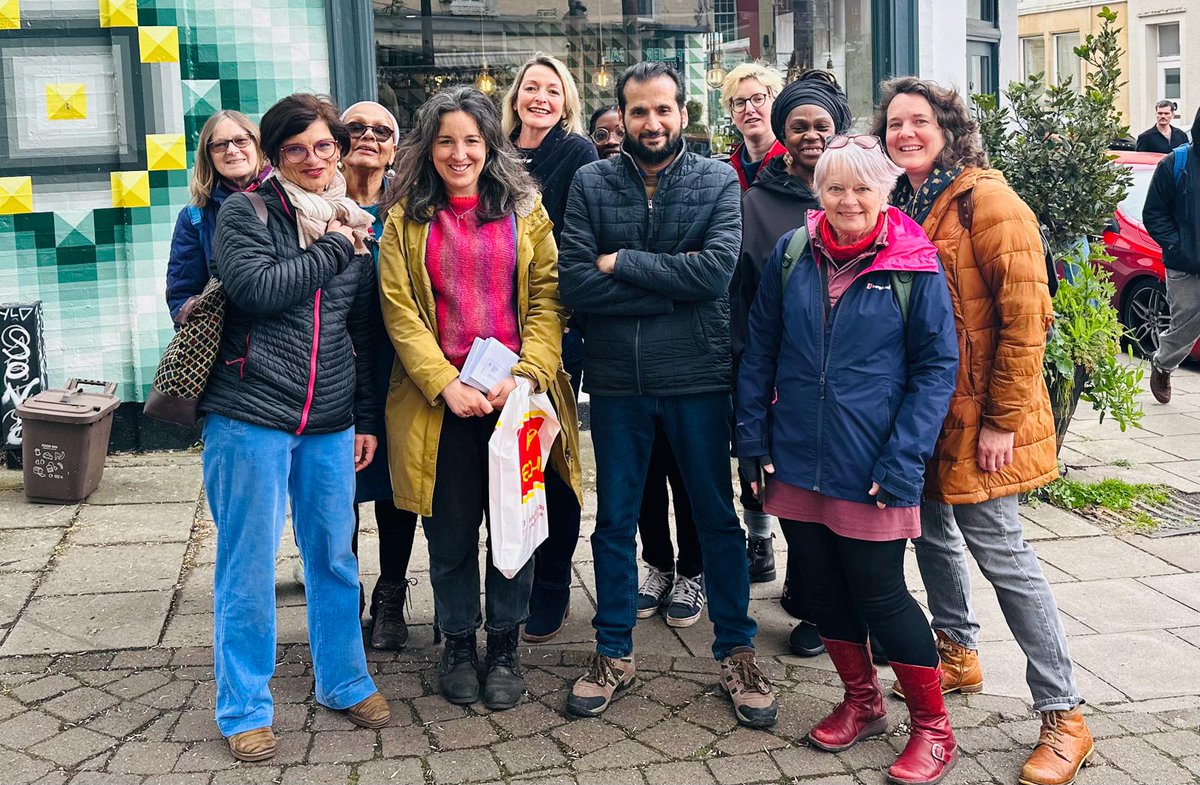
165;55;1102;785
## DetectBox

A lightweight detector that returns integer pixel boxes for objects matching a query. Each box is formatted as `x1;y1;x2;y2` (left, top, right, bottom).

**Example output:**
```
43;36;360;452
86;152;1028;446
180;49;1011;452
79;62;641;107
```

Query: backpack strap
956;191;974;231
890;270;914;327
1173;144;1190;186
186;205;202;228
243;191;269;226
780;222;810;291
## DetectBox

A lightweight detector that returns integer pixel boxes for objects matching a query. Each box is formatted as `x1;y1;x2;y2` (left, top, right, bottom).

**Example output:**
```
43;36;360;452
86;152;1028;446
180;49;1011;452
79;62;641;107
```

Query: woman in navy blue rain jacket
736;136;960;785
165;110;271;323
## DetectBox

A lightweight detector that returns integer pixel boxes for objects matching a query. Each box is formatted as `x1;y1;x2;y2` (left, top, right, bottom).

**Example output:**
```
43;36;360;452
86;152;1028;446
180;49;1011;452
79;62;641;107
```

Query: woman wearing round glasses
589;105;624;159
501;55;596;643
166;110;271;324
337;101;423;653
734;71;851;657
720;62;787;191
201;94;390;762
737;134;959;785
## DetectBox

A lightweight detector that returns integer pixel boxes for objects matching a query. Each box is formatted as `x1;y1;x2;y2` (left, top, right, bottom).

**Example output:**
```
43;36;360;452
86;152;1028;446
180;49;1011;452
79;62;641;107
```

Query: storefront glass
374;0;880;150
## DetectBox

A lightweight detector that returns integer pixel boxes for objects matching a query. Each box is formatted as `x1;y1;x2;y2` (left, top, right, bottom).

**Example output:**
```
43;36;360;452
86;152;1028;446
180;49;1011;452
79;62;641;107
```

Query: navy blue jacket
165;169;272;320
1144;144;1200;274
736;209;958;507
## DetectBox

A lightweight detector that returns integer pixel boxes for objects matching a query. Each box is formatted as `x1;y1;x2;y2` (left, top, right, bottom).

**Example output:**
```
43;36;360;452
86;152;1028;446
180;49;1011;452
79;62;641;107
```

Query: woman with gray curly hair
736;135;959;785
376;86;582;712
872;76;1093;785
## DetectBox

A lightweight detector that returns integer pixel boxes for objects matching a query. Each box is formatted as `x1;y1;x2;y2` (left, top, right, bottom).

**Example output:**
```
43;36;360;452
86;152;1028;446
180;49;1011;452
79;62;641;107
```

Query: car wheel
1121;278;1170;357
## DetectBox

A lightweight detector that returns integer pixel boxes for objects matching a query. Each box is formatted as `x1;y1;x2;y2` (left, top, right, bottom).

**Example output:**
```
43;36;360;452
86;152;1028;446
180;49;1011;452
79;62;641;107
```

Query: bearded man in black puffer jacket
559;62;778;730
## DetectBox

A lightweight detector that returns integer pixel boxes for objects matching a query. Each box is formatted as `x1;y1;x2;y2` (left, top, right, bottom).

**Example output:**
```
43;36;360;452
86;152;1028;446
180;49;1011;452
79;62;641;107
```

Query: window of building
1156;23;1182;103
1021;35;1045;80
1053;31;1081;91
967;40;998;98
968;0;997;24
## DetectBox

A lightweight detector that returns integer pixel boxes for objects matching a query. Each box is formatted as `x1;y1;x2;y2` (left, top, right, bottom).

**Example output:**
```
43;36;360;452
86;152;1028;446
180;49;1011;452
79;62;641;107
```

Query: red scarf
818;212;886;265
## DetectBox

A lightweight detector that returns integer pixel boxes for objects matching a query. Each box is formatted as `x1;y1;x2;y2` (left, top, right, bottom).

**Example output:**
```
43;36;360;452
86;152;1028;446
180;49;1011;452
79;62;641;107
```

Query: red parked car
1099;150;1200;361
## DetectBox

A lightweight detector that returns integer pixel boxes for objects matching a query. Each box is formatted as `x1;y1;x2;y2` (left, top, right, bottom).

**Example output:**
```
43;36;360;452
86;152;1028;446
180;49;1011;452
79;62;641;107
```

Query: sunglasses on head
208;134;253;154
346;121;395;142
824;134;882;151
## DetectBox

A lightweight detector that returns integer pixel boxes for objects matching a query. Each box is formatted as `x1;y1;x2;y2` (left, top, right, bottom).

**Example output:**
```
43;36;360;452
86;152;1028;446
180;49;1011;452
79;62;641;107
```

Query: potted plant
973;6;1143;450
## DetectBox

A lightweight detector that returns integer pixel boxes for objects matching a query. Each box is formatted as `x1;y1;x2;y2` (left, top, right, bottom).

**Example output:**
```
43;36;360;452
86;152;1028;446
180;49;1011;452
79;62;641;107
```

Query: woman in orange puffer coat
873;77;1094;785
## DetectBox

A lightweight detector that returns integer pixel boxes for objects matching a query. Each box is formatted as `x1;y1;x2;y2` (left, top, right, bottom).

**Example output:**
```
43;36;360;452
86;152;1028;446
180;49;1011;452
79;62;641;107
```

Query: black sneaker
438;631;480;705
665;574;705;628
636;566;674;619
482;628;525;710
788;621;825;657
369;578;411;650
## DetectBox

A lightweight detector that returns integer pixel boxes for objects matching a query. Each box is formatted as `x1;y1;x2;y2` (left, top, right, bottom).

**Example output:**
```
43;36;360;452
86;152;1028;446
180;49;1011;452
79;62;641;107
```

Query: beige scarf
274;170;376;251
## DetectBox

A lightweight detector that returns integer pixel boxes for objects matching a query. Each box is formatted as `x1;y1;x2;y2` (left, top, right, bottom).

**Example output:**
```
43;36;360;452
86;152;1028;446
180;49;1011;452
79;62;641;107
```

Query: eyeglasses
280;139;339;164
346;122;395;143
591;127;625;144
208;135;253;154
730;92;770;114
824;134;882;151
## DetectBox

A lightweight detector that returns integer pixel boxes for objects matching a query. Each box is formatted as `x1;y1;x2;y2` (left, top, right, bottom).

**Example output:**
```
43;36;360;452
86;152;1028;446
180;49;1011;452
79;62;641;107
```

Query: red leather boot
888;661;958;785
807;638;888;752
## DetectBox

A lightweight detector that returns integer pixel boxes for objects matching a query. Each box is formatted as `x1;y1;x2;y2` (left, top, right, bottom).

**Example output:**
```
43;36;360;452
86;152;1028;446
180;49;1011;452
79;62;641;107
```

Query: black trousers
637;422;702;578
352;500;418;583
782;519;937;667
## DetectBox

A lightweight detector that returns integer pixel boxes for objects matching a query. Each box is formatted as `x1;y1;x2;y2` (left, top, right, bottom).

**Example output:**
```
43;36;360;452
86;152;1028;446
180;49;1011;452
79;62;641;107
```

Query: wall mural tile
0;0;331;404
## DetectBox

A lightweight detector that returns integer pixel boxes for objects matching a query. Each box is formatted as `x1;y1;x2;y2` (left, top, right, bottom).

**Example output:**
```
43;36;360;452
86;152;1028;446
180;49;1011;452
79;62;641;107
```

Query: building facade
0;0;1017;449
1126;0;1191;137
1017;1;1131;127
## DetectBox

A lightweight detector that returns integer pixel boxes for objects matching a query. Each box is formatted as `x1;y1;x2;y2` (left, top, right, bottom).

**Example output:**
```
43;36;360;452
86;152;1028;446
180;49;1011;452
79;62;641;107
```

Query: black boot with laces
439;631;480;705
369;578;411;651
482;627;525;710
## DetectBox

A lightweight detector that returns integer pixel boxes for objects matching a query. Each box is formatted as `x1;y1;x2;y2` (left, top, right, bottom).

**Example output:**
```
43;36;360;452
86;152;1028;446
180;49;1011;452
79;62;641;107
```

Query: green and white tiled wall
0;0;331;403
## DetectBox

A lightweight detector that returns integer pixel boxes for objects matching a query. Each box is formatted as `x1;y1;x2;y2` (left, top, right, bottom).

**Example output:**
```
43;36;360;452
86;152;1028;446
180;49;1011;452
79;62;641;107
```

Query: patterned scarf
274;170;375;251
890;165;963;226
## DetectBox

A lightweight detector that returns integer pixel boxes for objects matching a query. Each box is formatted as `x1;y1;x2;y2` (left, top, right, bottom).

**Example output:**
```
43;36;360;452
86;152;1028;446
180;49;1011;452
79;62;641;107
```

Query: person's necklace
448;202;477;225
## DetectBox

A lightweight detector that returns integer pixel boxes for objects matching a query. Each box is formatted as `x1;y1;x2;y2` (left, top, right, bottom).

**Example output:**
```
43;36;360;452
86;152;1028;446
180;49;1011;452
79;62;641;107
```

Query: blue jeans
202;413;377;736
590;392;756;660
916;494;1083;712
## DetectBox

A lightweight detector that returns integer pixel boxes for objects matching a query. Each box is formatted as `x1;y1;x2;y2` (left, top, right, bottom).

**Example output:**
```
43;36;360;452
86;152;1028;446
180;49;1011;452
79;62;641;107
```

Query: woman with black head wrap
730;69;851;661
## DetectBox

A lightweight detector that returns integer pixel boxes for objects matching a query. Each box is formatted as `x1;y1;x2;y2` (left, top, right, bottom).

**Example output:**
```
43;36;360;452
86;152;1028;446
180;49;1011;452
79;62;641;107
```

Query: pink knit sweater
425;195;521;369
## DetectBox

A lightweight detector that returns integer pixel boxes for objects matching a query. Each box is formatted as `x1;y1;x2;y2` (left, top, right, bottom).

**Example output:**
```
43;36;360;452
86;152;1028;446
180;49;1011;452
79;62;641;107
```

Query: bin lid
16;379;120;425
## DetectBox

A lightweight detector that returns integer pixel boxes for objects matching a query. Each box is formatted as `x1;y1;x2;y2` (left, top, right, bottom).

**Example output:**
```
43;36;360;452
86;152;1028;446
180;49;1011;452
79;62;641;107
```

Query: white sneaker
292;559;305;587
636;566;674;619
666;574;705;628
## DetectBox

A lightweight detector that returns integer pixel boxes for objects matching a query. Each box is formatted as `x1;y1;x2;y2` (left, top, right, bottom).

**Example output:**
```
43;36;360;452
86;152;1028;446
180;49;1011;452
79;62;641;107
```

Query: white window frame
1020;35;1045;81
1156;23;1182;104
1051;31;1081;92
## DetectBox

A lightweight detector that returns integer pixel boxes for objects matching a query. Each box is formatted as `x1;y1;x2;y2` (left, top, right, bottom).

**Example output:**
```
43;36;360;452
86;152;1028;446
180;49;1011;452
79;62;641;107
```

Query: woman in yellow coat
377;86;581;712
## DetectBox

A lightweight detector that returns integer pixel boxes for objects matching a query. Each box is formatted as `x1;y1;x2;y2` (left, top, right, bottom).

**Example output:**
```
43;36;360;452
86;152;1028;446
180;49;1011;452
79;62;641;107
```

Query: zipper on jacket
224;331;250;379
634;318;644;395
296;288;322;435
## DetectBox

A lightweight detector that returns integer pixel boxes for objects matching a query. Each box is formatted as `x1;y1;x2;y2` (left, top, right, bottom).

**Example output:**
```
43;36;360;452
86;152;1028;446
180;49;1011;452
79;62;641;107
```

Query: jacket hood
805;205;940;274
749;156;818;200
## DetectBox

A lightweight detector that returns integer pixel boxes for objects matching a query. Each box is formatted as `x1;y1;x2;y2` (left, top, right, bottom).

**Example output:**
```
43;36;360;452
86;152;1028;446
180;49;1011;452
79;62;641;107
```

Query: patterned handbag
144;192;267;427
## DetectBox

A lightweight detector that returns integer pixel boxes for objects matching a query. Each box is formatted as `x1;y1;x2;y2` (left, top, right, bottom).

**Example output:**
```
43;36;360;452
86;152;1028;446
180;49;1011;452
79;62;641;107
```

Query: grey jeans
1153;269;1200;374
916;494;1083;712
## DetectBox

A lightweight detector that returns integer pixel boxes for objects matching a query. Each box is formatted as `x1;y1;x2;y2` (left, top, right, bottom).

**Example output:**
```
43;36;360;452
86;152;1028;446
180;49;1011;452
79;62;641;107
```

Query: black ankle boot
522;585;570;643
747;535;776;583
439;631;480;705
482;628;525;710
369;578;411;650
788;620;825;657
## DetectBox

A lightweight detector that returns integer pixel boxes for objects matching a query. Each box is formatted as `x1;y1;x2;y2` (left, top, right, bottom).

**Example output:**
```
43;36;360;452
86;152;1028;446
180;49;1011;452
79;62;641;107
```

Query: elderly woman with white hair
736;135;960;785
338;99;421;651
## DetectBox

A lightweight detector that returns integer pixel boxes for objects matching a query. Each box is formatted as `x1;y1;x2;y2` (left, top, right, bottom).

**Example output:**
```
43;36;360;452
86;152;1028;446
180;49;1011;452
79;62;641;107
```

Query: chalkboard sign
1;302;48;452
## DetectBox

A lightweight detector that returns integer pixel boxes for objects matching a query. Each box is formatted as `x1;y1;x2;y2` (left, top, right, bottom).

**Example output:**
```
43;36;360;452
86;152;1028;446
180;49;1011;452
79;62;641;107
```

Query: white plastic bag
488;377;561;579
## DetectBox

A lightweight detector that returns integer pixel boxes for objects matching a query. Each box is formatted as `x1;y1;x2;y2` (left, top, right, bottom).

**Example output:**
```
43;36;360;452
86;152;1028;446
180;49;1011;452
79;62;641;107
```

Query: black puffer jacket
732;156;819;360
1144;142;1200;274
558;148;742;396
200;178;380;436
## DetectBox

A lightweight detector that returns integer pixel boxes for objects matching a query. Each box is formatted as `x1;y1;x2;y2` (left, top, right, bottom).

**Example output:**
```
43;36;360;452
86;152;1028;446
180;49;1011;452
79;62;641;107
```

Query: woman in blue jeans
200;93;390;762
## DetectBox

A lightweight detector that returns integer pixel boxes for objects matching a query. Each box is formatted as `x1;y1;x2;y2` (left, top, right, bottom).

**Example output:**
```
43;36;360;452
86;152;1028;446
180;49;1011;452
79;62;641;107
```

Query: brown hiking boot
227;727;276;762
1018;708;1095;785
346;692;391;728
892;631;983;699
718;646;778;728
566;653;635;717
1150;365;1172;404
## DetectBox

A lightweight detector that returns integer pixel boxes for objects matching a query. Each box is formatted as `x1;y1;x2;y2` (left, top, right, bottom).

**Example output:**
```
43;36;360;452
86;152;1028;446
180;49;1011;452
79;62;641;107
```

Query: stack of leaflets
460;337;520;393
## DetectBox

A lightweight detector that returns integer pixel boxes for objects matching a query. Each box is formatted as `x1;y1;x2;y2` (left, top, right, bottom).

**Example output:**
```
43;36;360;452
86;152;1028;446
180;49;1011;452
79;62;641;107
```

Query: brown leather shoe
892;631;983;698
346;692;391;729
227;727;277;762
1150;365;1172;404
1018;708;1095;785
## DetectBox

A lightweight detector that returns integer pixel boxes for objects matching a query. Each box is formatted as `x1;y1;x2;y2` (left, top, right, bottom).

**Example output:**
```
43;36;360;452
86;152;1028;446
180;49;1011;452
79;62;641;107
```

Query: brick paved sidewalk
0;367;1199;784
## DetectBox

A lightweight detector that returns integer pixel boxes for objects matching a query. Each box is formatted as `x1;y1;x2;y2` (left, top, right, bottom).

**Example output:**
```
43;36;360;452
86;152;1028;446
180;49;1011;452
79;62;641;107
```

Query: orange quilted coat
920;167;1059;505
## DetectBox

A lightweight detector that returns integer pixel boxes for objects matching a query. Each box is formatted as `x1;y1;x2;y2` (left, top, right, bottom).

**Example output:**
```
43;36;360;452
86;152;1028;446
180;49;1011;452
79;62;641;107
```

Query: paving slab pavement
0;370;1197;783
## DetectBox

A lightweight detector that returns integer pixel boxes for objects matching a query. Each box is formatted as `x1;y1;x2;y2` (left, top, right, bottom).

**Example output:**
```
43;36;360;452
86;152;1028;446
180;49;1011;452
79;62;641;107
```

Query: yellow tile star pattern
45;83;87;121
110;171;151;208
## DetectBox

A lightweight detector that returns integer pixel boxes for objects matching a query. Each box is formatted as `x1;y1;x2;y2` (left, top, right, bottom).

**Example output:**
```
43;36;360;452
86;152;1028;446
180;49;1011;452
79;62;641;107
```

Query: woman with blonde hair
165;110;271;322
501;54;596;642
721;61;786;191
